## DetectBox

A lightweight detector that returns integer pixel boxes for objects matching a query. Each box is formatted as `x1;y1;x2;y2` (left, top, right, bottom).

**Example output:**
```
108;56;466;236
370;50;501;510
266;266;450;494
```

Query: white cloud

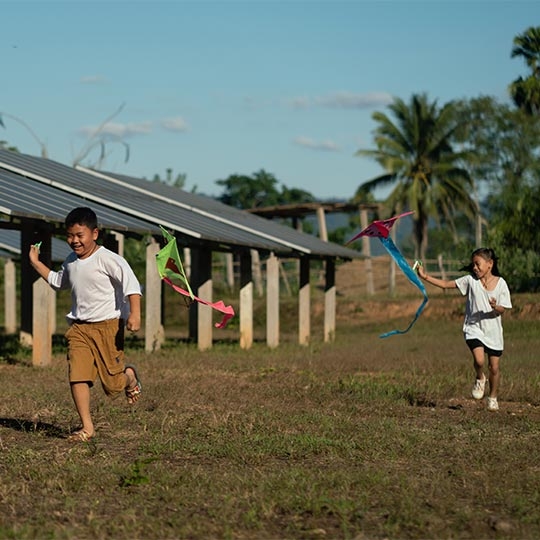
160;116;189;132
78;121;153;138
294;136;340;152
80;75;108;84
288;96;311;109
288;91;393;110
316;91;393;109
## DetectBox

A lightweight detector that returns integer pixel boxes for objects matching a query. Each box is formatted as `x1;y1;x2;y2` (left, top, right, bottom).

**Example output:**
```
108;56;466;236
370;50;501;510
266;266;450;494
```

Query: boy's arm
29;245;52;281
126;293;141;332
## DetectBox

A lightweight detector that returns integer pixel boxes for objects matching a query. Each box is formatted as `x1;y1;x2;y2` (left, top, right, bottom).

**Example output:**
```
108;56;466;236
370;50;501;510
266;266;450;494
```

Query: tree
356;93;476;259
509;26;540;115
216;169;312;209
152;168;188;189
0;140;19;152
454;96;540;291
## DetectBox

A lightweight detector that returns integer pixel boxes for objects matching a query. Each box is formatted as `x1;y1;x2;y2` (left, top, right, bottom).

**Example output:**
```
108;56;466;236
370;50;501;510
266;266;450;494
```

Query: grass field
1;284;540;539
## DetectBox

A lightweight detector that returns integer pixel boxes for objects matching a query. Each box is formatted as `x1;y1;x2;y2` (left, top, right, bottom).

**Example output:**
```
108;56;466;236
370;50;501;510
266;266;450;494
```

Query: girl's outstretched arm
416;264;456;290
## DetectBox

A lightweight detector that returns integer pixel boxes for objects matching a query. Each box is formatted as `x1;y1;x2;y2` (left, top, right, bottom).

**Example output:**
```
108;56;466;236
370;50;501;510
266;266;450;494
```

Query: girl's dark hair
65;207;98;230
460;247;500;276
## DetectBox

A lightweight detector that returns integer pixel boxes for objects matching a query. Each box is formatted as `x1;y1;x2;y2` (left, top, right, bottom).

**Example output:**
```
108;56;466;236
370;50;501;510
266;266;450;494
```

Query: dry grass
1;307;540;539
2;258;540;539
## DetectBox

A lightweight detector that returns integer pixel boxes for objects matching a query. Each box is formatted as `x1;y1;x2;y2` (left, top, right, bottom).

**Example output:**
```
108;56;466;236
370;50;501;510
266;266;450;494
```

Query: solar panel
0;150;292;253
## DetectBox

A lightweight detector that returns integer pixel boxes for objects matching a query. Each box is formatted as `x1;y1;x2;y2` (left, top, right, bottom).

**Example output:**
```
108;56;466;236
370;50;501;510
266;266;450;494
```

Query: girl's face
66;223;99;259
471;254;493;279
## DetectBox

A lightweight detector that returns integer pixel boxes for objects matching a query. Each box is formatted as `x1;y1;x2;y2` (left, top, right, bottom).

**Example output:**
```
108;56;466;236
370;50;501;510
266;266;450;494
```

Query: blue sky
1;0;537;200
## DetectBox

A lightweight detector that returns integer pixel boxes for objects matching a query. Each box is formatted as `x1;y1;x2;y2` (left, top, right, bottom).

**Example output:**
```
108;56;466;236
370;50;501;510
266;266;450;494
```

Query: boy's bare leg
70;382;95;438
125;367;136;390
124;365;142;404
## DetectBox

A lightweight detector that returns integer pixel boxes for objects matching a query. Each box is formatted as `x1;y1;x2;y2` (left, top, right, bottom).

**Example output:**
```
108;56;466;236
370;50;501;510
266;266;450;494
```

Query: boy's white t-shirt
454;274;512;350
47;246;142;323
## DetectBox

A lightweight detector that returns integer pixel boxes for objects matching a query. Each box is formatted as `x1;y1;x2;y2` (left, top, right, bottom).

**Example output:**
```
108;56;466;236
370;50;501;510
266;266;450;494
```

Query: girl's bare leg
471;347;486;380
488;356;500;398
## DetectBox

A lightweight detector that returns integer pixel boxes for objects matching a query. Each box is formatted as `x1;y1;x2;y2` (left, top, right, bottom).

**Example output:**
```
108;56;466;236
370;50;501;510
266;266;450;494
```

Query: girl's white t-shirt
47;246;141;323
454;274;512;350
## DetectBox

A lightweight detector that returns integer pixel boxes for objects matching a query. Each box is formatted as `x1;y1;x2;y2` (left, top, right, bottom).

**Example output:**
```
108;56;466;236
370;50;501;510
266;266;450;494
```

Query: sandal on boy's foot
68;429;94;442
125;364;142;404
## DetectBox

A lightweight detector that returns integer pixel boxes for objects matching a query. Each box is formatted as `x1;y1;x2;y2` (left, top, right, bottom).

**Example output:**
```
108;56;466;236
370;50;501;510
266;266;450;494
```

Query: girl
417;248;512;411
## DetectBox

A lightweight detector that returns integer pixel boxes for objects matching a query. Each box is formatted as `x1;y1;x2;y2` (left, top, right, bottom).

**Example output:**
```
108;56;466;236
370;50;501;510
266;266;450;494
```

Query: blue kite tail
379;236;429;338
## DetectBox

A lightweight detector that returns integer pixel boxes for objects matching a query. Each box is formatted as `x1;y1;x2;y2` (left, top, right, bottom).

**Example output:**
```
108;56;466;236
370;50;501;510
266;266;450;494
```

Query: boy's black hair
65;207;98;230
460;247;500;276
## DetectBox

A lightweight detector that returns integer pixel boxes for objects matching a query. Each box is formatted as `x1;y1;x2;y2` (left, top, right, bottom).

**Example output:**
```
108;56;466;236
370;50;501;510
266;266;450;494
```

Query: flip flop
125;364;142;404
68;429;94;442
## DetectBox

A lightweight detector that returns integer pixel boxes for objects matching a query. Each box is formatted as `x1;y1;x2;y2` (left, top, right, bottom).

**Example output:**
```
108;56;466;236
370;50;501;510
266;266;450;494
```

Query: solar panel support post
298;258;311;346
189;246;213;351
266;253;279;349
32;278;53;366
19;224;36;345
324;257;336;343
239;251;253;350
4;257;17;334
145;237;164;352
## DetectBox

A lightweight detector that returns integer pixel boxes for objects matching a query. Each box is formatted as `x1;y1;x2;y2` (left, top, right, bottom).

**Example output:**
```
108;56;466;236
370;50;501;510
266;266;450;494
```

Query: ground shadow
0;417;66;438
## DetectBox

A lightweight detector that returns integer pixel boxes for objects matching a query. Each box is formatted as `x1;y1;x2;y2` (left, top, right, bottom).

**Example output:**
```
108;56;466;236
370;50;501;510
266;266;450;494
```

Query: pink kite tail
163;277;235;328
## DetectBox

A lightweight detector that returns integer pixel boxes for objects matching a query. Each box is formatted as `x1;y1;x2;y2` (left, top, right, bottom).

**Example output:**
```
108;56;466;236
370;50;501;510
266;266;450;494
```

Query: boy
29;207;143;441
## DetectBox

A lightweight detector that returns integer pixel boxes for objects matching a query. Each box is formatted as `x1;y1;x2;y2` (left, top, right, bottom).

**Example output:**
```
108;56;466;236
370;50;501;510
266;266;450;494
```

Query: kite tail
163;277;235;328
379;236;429;338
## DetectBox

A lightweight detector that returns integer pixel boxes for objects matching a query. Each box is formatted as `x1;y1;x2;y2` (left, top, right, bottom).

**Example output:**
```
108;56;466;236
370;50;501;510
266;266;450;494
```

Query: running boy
29;207;143;440
416;248;512;411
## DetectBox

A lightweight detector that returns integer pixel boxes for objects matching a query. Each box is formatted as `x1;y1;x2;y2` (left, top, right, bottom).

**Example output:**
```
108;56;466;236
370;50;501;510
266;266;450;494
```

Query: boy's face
66;223;99;259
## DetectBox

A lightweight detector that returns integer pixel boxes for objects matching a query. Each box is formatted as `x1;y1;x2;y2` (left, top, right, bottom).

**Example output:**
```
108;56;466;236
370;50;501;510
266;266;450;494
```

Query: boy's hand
126;314;141;333
29;243;41;264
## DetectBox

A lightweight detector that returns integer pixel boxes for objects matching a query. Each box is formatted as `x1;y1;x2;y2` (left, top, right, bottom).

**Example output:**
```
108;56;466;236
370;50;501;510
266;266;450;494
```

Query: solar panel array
98;169;362;259
0;149;361;259
0;159;160;235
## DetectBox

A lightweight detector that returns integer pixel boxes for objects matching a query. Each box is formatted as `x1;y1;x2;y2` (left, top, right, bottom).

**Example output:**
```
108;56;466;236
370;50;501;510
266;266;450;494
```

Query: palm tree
355;93;476;259
509;26;540;115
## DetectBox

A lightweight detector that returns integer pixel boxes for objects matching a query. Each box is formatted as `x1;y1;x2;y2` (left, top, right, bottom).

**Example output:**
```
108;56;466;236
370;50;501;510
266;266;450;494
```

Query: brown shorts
65;319;126;397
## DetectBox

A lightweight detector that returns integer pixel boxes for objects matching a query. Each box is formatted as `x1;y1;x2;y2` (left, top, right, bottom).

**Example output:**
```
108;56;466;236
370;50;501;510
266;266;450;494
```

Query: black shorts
466;338;503;357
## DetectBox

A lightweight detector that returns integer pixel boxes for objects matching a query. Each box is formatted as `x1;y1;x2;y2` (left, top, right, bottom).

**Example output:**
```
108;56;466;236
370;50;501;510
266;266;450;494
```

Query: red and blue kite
346;211;428;338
